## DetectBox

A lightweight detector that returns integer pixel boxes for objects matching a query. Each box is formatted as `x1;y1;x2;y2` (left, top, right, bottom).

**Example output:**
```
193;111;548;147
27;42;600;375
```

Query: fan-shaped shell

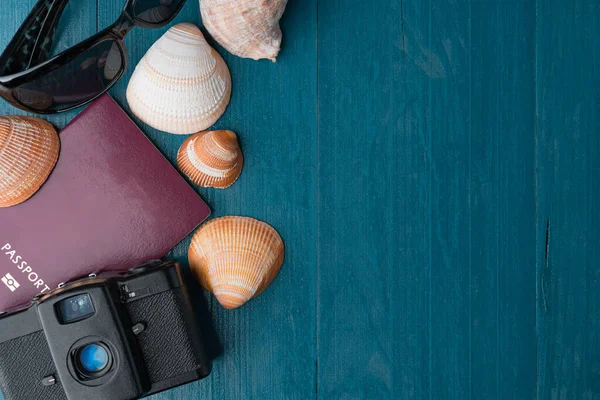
177;130;243;188
126;23;232;134
189;216;285;309
0;116;59;207
200;0;288;61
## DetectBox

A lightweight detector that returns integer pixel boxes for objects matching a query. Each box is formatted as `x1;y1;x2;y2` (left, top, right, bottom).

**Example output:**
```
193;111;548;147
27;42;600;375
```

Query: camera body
0;260;210;400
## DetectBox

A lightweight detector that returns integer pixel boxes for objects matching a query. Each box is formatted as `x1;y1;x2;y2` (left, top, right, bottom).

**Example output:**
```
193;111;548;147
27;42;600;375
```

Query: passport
0;95;210;311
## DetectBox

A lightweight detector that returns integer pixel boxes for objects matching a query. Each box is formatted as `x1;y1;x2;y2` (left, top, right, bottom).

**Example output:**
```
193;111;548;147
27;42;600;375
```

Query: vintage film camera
0;260;210;400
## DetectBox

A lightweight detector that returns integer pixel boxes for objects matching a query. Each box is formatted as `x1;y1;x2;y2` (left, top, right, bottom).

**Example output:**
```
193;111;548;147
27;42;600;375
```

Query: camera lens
77;343;110;374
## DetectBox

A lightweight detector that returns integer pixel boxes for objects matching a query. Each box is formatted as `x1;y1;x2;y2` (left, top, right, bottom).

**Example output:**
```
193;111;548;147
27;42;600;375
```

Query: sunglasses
0;0;186;114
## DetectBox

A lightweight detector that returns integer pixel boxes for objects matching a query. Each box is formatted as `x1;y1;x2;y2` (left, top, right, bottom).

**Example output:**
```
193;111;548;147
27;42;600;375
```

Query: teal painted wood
316;0;537;399
535;1;600;399
316;0;429;398
0;1;599;400
470;2;538;399
426;2;472;398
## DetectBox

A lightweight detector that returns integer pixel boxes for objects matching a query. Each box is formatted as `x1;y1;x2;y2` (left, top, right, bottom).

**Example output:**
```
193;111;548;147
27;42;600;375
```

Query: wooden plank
426;1;472;398
97;0;319;399
470;2;537;400
316;0;428;397
388;2;433;398
535;1;600;399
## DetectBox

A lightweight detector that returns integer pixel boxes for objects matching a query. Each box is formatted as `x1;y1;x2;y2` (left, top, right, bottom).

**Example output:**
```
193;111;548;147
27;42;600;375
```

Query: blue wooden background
1;0;599;399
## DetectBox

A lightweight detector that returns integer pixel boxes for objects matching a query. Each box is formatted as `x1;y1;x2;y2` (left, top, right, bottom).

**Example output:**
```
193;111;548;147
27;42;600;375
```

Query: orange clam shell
189;216;284;309
0;116;59;207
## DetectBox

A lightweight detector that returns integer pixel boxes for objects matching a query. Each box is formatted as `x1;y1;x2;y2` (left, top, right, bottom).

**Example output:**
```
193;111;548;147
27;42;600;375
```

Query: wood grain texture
427;2;472;398
0;0;598;399
317;0;537;398
470;2;537;399
535;1;600;399
316;0;405;396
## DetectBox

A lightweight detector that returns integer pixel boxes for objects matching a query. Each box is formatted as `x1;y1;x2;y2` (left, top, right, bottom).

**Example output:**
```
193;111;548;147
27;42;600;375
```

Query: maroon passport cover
0;95;210;310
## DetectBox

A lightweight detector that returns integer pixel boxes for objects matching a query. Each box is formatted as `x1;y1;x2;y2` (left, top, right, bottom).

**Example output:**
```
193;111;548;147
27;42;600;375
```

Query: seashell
189;216;284;309
0;116;59;207
200;0;288;62
177;130;243;189
126;23;232;135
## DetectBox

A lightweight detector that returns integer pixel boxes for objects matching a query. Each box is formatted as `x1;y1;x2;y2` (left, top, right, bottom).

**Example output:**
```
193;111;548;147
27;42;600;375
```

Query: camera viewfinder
56;293;95;324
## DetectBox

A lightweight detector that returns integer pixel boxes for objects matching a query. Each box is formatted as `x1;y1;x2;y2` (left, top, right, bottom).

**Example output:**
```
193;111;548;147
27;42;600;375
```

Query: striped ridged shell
0;116;59;207
189;216;284;309
126;23;231;134
200;0;288;61
177;130;243;188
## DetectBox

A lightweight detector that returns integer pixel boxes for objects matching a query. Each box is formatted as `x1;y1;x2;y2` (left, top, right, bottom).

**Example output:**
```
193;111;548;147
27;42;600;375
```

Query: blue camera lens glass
78;344;109;373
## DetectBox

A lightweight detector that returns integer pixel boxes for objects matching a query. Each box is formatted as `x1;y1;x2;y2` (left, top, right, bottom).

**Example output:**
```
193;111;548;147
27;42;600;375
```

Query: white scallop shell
200;0;288;61
126;23;232;134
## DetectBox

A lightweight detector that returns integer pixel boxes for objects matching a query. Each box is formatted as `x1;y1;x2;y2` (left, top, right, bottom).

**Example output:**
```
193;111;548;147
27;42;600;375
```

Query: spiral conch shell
0;116;59;207
126;23;231;134
200;0;288;61
177;130;243;188
189;216;285;309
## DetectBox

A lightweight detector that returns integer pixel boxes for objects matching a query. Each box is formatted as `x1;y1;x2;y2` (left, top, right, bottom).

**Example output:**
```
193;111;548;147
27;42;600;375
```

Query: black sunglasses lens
134;0;185;24
13;40;123;112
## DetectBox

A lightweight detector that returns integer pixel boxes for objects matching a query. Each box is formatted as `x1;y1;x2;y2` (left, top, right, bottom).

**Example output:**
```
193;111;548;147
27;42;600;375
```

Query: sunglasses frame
0;0;185;114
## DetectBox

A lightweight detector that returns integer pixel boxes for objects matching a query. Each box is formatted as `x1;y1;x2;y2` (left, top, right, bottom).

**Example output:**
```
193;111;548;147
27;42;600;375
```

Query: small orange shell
0;116;59;207
177;130;243;189
189;216;284;309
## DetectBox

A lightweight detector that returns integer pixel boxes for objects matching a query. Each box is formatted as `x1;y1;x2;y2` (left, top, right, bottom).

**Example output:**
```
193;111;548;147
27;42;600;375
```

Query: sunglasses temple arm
0;0;69;76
